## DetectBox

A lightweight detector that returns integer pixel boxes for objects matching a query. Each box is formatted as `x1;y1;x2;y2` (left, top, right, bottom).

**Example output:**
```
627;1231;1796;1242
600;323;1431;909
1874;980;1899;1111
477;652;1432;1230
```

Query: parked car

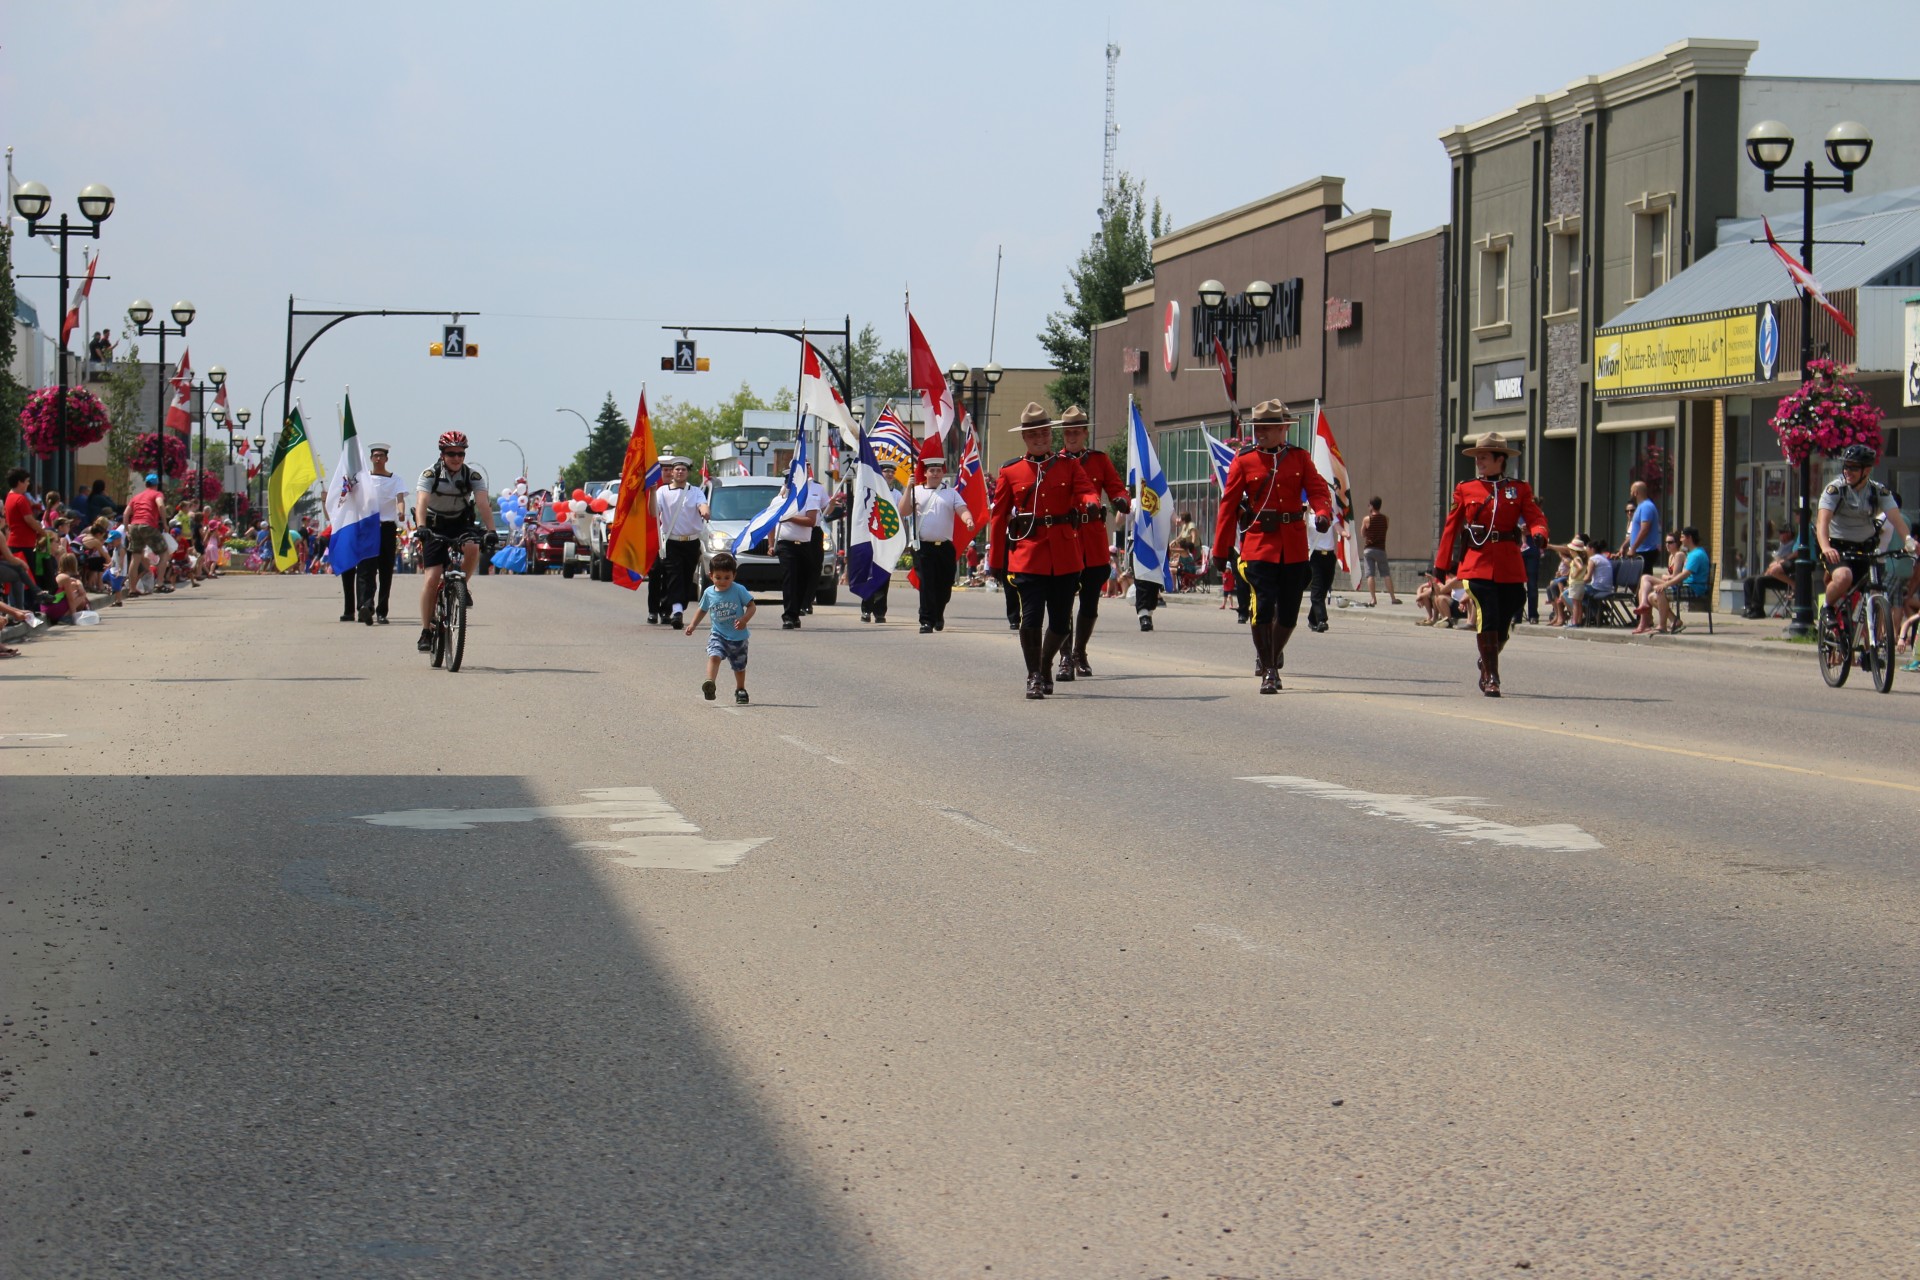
527;503;602;579
698;475;837;606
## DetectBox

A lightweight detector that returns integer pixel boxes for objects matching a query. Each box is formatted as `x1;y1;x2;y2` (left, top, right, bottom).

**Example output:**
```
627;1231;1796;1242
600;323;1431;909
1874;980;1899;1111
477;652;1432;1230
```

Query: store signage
1904;298;1919;408
1163;301;1181;375
1593;306;1756;400
1325;297;1356;331
1471;358;1526;412
1757;302;1779;381
1191;276;1306;358
1121;347;1143;374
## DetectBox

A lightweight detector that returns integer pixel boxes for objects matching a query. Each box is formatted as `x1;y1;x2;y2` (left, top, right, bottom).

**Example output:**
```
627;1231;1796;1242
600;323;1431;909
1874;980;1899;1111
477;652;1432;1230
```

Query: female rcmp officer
1434;431;1548;696
989;402;1098;700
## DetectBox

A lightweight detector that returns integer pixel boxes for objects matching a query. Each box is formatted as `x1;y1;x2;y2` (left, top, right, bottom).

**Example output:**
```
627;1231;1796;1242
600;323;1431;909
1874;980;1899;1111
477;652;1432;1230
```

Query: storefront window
1598;429;1669;549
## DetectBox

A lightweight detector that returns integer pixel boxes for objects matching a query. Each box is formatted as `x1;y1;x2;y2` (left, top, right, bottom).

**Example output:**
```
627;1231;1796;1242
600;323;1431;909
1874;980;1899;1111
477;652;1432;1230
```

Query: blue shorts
705;632;749;671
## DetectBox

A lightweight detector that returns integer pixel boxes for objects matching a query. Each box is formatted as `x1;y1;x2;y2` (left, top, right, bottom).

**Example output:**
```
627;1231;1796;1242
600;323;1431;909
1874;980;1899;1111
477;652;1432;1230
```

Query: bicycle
1816;549;1909;693
419;529;491;673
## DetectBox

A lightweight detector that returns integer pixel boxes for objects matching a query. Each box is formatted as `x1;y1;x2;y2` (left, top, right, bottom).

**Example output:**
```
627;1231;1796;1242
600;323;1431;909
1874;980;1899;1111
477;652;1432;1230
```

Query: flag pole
903;288;919;551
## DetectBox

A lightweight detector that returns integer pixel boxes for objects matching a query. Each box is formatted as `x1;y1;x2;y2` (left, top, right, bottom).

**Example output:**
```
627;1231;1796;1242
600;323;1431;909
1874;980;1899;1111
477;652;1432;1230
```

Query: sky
6;0;1916;487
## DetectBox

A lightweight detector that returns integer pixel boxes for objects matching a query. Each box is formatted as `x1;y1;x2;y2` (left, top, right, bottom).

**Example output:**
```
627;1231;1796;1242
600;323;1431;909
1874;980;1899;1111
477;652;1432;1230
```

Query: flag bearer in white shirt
775;472;825;629
355;443;408;625
899;458;974;633
651;457;709;627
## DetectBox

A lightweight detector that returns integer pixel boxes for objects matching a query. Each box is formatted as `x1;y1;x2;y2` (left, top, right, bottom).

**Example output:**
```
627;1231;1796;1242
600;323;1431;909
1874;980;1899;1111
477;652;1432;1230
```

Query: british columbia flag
867;402;915;469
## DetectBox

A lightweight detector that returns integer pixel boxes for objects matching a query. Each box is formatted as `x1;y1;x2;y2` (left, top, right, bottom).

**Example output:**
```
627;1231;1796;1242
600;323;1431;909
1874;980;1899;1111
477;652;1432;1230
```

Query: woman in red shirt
1434;433;1548;696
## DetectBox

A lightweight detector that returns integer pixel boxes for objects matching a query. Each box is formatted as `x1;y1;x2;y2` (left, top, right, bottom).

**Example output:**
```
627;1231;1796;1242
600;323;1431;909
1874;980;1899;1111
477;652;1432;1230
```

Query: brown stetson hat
1249;399;1296;424
1461;431;1521;457
1053;405;1091;429
1009;402;1056;432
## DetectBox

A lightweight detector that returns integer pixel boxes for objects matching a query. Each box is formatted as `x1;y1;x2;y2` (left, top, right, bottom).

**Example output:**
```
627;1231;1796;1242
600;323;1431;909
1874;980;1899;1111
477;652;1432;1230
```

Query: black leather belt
923;538;951;545
1084;504;1109;520
1468;528;1521;543
1247;509;1307;531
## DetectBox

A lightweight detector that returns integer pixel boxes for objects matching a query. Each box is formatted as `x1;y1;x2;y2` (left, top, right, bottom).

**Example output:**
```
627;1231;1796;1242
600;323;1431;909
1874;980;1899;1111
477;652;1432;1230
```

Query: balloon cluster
496;491;528;528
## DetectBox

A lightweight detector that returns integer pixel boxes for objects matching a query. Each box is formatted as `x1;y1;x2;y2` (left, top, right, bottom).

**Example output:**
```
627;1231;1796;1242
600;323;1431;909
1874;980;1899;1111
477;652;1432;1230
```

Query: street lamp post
733;435;773;476
1195;278;1275;435
127;299;195;494
251;435;267;524
944;361;1003;461
187;366;227;505
1745;118;1873;639
219;406;253;520
10;179;115;499
498;438;528;490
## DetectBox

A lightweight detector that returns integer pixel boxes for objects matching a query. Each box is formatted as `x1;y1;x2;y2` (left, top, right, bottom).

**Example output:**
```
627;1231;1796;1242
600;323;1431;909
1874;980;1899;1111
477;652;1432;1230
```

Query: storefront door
1736;462;1793;580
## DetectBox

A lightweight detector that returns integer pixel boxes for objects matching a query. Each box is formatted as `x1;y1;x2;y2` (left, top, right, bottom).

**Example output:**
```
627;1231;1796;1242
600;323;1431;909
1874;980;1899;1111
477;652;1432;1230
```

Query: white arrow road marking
354;786;698;833
1239;775;1602;853
353;787;770;874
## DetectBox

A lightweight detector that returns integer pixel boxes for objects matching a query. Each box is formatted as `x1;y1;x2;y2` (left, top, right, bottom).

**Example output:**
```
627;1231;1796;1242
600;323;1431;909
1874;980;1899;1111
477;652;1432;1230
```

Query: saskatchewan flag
267;407;321;572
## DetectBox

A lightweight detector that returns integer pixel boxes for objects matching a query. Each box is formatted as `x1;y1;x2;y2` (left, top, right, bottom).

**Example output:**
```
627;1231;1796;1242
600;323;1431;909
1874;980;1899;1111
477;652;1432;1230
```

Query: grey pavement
5;573;1920;1277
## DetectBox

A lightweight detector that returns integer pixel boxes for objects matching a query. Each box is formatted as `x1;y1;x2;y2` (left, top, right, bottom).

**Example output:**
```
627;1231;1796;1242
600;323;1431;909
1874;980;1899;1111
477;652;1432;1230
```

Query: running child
686;551;756;705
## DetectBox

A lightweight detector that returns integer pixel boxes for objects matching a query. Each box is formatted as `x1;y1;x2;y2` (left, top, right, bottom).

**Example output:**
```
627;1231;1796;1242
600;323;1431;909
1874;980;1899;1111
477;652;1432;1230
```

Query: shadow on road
3;774;878;1279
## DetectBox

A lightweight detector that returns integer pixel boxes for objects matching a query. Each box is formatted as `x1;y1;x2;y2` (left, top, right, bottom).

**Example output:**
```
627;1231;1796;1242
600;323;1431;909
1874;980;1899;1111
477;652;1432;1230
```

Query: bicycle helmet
438;430;470;451
1839;443;1877;467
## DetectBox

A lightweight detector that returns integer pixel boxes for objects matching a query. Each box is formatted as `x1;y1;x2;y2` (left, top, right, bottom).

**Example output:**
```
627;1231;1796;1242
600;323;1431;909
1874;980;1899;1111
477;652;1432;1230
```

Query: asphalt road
5;573;1919;1278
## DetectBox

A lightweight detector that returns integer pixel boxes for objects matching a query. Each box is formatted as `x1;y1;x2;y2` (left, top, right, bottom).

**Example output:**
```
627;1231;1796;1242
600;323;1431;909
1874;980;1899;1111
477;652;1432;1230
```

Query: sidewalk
1157;584;1824;662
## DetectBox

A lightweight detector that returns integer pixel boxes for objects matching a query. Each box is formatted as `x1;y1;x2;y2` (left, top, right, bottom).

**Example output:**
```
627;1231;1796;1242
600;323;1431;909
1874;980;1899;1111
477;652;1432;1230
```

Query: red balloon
572;488;588;501
589;497;610;513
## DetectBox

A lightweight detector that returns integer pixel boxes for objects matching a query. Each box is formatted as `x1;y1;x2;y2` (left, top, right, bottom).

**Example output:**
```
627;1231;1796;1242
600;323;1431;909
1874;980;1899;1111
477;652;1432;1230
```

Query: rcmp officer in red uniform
1434;431;1548;696
1052;405;1130;682
989;402;1098;699
1210;400;1333;694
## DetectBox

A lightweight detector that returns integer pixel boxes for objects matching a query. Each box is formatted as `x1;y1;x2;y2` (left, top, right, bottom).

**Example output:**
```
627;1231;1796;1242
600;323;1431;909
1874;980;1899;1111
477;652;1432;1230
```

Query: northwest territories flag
732;431;808;554
1126;397;1174;589
847;433;907;600
322;392;382;575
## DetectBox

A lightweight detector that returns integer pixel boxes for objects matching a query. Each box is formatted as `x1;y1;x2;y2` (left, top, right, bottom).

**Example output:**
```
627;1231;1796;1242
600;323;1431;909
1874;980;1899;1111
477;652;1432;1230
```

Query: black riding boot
1055;610;1077;683
1072;610;1096;677
1254;627;1277;693
1476;632;1502;696
1040;631;1066;695
1020;629;1046;699
1263;624;1294;693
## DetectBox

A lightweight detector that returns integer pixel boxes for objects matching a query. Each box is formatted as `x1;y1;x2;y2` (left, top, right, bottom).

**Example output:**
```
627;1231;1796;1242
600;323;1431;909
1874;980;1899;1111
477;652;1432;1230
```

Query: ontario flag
907;311;955;442
956;408;988;541
1763;217;1856;337
606;389;658;591
1308;402;1362;583
165;348;194;434
62;252;98;348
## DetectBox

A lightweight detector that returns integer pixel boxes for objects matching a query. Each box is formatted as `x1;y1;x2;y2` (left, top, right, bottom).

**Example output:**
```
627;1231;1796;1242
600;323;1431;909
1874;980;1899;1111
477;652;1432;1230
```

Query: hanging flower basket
180;468;224;502
129;433;189;476
19;385;111;457
1770;359;1884;468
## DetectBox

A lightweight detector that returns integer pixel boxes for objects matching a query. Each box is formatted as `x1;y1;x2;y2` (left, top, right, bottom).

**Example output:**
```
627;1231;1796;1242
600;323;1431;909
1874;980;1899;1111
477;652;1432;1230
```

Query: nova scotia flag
1126;398;1174;589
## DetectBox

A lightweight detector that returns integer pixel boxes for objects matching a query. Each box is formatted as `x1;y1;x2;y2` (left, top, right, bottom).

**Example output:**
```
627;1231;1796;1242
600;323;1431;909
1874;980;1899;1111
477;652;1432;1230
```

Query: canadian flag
907;312;955;442
165;348;194;434
234;438;250;458
62;253;98;348
799;342;857;448
1764;217;1856;338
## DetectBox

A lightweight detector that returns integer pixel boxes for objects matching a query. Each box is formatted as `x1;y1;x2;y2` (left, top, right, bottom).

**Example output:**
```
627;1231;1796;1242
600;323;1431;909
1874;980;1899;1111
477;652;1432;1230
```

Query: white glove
1905;535;1918;557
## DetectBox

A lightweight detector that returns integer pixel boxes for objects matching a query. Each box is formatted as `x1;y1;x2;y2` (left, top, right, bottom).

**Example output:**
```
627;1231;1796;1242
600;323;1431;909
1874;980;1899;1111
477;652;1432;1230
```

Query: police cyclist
1817;443;1916;620
414;430;497;652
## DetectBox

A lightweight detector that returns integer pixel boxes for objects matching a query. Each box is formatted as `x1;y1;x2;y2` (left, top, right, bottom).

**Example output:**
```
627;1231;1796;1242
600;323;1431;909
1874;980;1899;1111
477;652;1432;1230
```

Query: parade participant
353;443;408;625
414;431;496;652
775;467;823;630
899;457;973;633
988;402;1097;699
686;550;756;705
1433;431;1548;697
651;457;709;628
1817;443;1915;619
1210;400;1333;694
1052;406;1129;679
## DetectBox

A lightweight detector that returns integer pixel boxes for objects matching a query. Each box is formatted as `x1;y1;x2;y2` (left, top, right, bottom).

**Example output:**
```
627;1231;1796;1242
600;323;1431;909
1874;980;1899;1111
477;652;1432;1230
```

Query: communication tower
1103;42;1121;205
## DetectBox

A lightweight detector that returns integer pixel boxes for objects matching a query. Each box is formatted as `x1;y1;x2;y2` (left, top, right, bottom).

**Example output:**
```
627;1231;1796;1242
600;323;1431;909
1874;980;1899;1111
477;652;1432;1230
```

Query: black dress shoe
781;620;799;630
340;612;353;622
359;609;374;625
919;623;933;633
1139;615;1153;631
872;615;885;624
375;615;389;625
1008;620;1020;631
860;612;871;622
645;614;659;625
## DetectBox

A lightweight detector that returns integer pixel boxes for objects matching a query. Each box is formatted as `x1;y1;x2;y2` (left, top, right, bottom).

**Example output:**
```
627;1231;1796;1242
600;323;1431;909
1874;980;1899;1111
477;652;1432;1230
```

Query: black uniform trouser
916;540;957;627
340;567;359;616
1004;575;1021;624
1307;550;1338;626
1135;579;1162;613
1467;578;1527;642
660;540;700;616
778;538;811;622
864;579;890;620
647;554;665;618
1071;563;1104;619
1013;572;1076;637
355;523;398;618
1243;559;1311;629
802;528;825;608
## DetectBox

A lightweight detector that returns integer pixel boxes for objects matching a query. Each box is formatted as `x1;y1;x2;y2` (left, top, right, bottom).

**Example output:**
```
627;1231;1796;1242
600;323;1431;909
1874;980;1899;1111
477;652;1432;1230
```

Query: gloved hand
1905;535;1919;557
1314;515;1332;533
481;531;500;551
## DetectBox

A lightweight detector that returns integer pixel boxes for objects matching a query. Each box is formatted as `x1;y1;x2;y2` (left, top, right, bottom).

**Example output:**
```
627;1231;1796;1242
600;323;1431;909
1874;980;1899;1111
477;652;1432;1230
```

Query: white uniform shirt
1306;515;1338;553
777;481;825;543
654;485;707;539
909;484;965;541
369;472;408;523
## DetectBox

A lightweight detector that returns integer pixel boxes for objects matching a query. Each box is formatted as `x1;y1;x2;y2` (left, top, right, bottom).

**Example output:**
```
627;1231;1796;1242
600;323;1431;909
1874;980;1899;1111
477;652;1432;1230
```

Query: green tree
1038;172;1167;412
827;324;909;401
652;382;789;469
99;328;148;500
0;225;23;472
558;392;631;493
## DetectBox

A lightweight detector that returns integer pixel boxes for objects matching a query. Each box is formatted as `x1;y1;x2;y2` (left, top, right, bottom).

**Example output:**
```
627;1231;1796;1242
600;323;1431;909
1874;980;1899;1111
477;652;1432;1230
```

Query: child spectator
686;550;756;705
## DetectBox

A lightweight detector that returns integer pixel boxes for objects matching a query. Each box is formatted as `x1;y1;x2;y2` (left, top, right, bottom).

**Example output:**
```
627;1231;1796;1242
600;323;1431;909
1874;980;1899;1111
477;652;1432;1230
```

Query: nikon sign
1593;306;1758;400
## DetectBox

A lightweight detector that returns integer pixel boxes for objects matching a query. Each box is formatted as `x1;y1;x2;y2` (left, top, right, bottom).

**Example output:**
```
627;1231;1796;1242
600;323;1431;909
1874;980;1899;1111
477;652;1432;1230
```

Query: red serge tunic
1062;449;1129;568
988;453;1096;577
1213;445;1332;565
1434;477;1548;583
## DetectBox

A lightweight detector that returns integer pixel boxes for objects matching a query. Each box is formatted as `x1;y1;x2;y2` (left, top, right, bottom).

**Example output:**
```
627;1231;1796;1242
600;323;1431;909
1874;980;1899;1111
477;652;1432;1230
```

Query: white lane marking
574;835;771;873
1192;923;1309;962
780;734;825;755
353;787;770;874
935;807;1041;855
0;732;68;741
1239;775;1602;853
354;786;698;833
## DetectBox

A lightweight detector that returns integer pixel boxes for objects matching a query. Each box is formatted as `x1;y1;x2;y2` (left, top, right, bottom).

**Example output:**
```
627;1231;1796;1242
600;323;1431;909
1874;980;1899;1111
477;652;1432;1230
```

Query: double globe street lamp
186;365;228;506
1744;118;1873;639
734;434;773;475
945;361;1003;463
10;179;116;497
1197;278;1276;433
213;404;253;520
126;299;196;493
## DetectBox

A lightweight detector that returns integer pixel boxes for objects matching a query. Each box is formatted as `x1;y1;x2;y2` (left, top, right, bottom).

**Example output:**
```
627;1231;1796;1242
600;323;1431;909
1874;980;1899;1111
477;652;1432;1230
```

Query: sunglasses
441;449;466;457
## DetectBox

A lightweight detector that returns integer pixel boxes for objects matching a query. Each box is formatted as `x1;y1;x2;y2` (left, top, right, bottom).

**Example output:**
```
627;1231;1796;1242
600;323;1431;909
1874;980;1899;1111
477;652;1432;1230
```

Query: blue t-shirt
700;582;753;638
1682;545;1709;594
1627;499;1663;556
